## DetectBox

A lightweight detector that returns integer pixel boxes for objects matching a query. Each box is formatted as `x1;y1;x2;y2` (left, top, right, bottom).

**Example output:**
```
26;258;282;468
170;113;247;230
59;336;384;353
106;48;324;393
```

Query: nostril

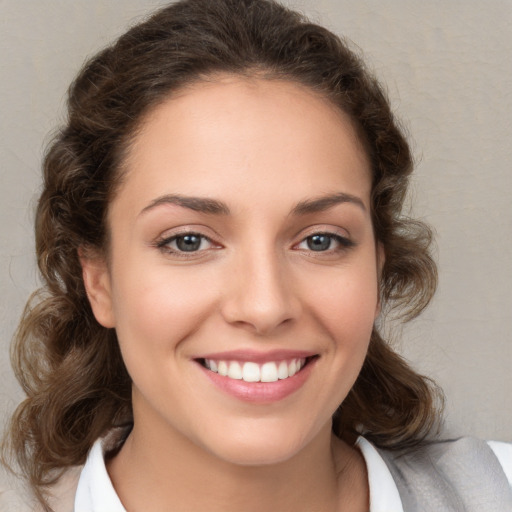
219;265;301;335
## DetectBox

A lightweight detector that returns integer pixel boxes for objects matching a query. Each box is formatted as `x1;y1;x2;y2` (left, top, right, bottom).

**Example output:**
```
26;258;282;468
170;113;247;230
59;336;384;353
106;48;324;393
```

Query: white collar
355;436;404;512
74;439;125;512
74;435;404;512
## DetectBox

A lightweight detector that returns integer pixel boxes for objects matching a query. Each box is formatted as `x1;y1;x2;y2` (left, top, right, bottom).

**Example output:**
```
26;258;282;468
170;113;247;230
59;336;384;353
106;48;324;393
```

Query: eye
157;233;214;253
296;233;354;252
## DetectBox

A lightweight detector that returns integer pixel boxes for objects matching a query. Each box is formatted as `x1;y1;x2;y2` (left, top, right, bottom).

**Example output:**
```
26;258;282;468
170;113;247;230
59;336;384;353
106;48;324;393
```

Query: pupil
177;235;201;252
307;235;331;251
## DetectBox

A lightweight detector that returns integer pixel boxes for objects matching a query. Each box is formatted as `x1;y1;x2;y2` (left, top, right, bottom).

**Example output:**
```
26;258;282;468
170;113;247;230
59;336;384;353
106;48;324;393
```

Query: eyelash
156;232;217;257
154;230;355;257
295;232;355;253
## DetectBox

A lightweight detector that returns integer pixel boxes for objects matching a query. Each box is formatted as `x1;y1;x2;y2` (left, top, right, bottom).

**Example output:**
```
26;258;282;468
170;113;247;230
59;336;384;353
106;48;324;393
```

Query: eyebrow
291;192;366;215
139;191;366;217
140;194;231;216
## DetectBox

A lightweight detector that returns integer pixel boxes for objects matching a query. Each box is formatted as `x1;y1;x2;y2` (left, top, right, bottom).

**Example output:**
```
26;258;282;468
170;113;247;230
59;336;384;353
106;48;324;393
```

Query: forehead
119;76;371;211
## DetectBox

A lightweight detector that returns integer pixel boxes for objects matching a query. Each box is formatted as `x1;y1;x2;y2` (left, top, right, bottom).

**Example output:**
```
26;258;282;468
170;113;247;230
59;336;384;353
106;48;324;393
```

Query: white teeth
242;362;260;382
204;358;308;382
218;360;228;376
227;361;243;380
260;362;278;382
277;361;289;379
288;360;297;377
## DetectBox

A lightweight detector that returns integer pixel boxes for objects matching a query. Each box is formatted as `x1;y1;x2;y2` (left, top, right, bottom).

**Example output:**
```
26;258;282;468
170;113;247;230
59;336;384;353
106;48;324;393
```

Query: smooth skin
82;76;382;511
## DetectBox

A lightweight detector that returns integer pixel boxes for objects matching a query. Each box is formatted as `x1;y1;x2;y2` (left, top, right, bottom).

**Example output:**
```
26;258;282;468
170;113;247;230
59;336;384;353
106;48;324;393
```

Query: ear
375;242;386;318
79;247;116;328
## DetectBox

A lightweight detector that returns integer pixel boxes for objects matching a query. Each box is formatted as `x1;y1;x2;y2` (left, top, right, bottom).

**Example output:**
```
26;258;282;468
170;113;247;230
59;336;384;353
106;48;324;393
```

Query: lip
196;354;318;403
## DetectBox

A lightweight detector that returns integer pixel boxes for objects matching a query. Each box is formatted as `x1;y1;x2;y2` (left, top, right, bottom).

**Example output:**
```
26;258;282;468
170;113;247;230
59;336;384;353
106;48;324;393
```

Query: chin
198;417;326;467
209;440;303;467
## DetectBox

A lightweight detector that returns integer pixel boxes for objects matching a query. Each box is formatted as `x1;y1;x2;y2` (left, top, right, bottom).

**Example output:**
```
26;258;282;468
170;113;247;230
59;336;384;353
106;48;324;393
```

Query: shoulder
377;437;512;512
487;439;512;485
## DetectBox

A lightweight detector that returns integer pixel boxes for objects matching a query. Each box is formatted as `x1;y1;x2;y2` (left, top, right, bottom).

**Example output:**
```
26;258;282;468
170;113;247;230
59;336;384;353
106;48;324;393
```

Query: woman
2;0;511;511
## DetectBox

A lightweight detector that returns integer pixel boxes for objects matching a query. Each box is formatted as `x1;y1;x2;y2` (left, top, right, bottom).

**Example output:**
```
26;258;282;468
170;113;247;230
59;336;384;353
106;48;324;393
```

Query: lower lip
198;359;317;404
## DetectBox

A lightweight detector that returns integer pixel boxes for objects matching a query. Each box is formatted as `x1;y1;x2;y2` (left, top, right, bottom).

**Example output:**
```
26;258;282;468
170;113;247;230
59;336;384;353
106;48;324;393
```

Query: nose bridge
221;242;299;334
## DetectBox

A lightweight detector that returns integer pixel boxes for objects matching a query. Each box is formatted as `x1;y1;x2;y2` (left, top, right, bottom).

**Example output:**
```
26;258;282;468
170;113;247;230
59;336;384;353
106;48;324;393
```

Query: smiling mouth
197;356;316;383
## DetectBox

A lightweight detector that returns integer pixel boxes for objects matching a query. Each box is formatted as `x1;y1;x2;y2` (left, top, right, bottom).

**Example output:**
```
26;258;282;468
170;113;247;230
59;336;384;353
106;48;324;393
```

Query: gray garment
378;437;512;511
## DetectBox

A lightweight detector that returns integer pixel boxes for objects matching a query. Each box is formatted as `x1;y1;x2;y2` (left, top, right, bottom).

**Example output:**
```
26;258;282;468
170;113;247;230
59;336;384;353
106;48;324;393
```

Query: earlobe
79;247;116;328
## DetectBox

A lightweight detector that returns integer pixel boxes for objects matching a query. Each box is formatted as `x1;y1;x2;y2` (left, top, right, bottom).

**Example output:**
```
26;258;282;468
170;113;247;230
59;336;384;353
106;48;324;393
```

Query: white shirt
74;436;512;512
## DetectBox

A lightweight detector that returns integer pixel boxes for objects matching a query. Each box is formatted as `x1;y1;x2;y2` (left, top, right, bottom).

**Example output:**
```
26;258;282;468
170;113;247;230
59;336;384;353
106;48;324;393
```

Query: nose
220;249;301;336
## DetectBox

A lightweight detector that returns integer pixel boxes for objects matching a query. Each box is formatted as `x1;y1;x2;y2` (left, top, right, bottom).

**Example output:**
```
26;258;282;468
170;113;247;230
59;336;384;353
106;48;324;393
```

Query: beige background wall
1;0;510;490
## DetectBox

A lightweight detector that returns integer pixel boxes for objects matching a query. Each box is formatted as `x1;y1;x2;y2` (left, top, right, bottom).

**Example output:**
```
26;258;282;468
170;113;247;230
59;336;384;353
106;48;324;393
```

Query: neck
107;412;368;512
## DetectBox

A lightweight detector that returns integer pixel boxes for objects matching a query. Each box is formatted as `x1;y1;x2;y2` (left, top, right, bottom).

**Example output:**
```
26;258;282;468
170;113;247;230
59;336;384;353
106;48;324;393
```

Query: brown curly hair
2;0;442;508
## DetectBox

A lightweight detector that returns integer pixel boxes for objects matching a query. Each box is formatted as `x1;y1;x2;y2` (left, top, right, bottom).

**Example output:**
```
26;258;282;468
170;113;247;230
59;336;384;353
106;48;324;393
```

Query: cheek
310;263;379;333
110;264;218;358
304;259;378;383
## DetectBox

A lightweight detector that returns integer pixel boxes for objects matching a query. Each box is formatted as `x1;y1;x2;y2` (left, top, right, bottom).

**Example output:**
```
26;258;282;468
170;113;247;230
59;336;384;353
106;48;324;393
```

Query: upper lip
193;349;318;363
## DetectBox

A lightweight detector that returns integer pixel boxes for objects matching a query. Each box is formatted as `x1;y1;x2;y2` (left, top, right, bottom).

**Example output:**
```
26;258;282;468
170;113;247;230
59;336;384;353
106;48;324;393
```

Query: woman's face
84;76;381;465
